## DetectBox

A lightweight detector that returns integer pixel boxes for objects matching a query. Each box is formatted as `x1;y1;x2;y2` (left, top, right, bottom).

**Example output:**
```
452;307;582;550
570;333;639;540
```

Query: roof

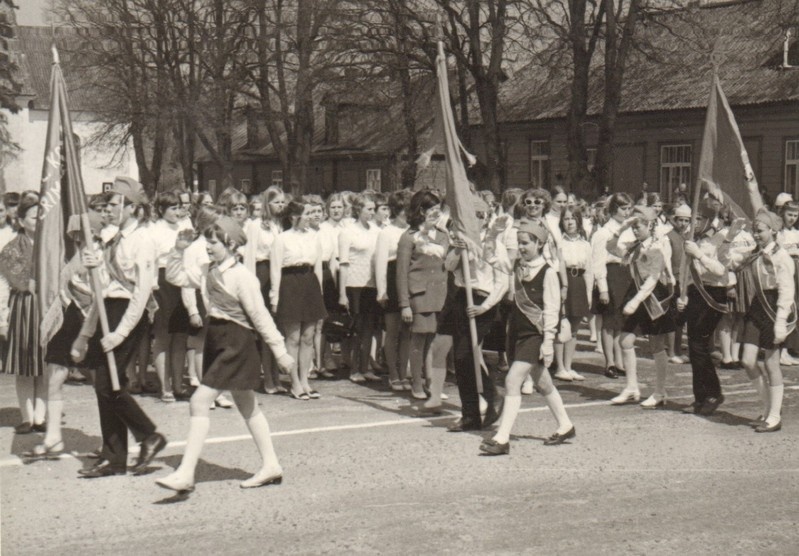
496;0;799;123
15;26;95;112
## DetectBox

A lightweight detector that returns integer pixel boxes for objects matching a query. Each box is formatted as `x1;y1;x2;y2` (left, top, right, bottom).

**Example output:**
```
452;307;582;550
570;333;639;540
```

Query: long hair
407;189;441;230
260;185;285;221
560;207;586;239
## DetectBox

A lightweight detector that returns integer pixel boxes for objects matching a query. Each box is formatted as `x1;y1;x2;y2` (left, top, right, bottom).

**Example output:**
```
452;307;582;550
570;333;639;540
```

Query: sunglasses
475;212;487;220
524;198;545;206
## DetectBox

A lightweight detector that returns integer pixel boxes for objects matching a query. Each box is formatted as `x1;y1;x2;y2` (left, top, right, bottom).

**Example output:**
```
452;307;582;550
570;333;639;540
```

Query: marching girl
149;190;194;402
553;207;592;382
776;200;799;366
606;206;675;406
730;210;794;433
158;216;295;492
270;199;328;400
479;219;574;455
591;193;634;379
375;189;413;390
338;192;382;383
0;192;46;434
396;190;451;407
243;186;285;394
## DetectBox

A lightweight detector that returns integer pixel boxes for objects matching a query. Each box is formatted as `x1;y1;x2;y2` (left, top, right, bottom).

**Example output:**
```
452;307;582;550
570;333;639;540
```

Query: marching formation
0;177;794;493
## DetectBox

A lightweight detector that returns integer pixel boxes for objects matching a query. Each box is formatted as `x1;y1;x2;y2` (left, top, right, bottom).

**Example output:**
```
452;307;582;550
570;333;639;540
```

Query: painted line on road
2;384;798;469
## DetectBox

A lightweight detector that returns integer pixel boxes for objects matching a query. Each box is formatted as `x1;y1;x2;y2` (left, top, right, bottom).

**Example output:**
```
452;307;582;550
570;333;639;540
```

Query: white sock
543;389;572;434
622;347;639;392
246;411;281;473
767;385;784;425
493;395;521;444
653;350;668;396
175;416;210;480
43;399;64;446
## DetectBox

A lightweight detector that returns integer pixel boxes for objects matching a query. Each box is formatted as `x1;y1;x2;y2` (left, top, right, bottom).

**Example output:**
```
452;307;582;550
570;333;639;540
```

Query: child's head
388;189;413;221
560;207;585;237
203;216;247;262
515;218;548;261
407;189;442;230
630;206;657;241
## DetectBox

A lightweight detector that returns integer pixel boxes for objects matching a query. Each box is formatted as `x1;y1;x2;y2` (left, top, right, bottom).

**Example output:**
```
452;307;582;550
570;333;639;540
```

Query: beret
515;217;549;243
110;176;148;205
215;215;247;246
755;209;782;232
673;204;691;218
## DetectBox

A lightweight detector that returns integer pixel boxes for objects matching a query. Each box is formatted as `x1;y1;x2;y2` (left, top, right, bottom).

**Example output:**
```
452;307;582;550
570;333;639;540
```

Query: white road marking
2;385;797;469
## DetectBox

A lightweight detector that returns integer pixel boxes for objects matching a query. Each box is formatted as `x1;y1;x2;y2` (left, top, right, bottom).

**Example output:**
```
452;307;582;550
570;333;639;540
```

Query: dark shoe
749;416;766;428
418;406;443;417
682;401;703;414
719;360;738;370
32;422;47;433
482;408;501;429
14;422;34;434
755;421;782;433
615;367;626;377
174;390;193;401
479;438;510;456
131;432;167;474
543;426;576;446
604;367;618;379
23;440;65;459
699;395;724;416
447;419;481;433
79;462;126;478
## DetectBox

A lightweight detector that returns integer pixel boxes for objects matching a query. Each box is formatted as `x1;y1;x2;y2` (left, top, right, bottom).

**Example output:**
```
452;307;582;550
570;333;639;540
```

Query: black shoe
543;426;576;446
482;408;501;429
78;462;126;478
604;367;618;379
447;419;481;433
479;438;509;455
681;401;703;414
719;361;738;370
615;367;626;377
417;406;443;417
14;422;34;434
131;432;167;474
174;390;193;401
32;422;47;433
699;395;724;416
755;421;782;433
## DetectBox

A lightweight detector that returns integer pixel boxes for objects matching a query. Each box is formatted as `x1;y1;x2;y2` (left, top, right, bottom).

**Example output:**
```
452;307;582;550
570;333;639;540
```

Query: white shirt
319;219;347;262
339;221;380;288
149;218;193;269
270;227;323;306
375;223;407;301
446;230;510;311
0;225;14;252
243;219;278;275
778;228;799;257
591;218;636;294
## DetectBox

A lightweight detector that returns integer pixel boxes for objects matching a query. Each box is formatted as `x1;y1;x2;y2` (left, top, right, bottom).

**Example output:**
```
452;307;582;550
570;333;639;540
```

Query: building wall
473;102;799;200
1;106;139;194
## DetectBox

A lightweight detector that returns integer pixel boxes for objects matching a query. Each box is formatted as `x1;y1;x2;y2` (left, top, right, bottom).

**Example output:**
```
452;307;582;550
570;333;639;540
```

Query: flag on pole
696;73;762;218
34;46;90;351
417;41;481;247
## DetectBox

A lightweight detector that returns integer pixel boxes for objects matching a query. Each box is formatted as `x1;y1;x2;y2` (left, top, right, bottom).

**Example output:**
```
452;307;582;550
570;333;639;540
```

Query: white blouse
269;228;322;306
375;223;407;301
339;221;380;288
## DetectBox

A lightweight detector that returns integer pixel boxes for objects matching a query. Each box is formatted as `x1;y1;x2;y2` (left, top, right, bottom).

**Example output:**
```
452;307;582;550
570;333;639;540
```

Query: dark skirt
154;268;181;335
45;302;86;368
321;261;339;313
507;303;544;365
742;289;782;349
346;286;379;332
482;299;511;352
2;290;43;377
256;260;271;302
275;265;327;324
621;282;676;337
591;263;632;329
384;259;400;313
168;300;191;334
203;318;261;390
565;268;590;320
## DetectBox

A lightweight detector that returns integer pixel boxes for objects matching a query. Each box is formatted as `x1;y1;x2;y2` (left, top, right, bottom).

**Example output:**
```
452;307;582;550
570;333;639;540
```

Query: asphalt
2;337;798;555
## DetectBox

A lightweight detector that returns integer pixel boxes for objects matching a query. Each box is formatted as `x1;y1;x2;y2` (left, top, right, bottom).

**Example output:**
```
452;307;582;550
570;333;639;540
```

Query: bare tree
0;0;22;184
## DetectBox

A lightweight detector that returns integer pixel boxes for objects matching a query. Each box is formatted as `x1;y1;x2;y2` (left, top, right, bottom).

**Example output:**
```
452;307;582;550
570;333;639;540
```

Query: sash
104;232;159;318
752;256;797;333
513;266;546;335
207;264;255;330
688;261;728;314
628;244;672;320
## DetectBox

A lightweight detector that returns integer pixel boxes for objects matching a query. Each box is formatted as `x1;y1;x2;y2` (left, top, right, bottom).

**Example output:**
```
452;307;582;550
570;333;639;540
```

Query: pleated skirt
2;290;43;377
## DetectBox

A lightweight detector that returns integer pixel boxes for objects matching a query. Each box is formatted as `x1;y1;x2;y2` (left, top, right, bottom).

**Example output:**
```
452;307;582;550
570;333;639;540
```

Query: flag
34;46;90;351
697;73;761;218
417;41;481;247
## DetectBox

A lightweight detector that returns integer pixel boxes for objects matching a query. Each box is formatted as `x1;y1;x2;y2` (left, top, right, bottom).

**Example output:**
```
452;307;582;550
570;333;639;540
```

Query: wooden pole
461;250;483;394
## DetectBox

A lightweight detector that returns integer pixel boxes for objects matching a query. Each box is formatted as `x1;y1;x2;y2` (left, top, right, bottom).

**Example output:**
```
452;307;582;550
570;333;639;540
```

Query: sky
16;0;52;26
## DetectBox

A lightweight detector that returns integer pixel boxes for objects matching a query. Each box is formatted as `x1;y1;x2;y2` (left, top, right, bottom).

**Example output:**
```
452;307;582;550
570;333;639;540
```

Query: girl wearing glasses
591;193;634;379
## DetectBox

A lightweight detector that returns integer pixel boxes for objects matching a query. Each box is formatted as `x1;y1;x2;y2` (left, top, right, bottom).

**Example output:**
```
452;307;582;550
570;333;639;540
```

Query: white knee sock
752;376;770;417
622;348;639;392
767;385;784;425
43;400;64;446
493;395;521;444
246;412;281;473
543;389;573;434
424;366;446;409
176;416;210;480
653;350;668;396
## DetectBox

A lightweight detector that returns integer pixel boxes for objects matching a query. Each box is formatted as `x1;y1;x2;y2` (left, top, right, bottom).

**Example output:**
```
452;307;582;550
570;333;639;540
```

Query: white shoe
189;377;200;387
553;369;573;381
640;393;666;409
521;377;534;395
240;467;283;489
679;355;689;364
440;392;449;400
611;389;641;405
479;396;488;415
156;472;195;493
668;356;684;365
569;370;585;381
594;346;604;354
215;394;233;408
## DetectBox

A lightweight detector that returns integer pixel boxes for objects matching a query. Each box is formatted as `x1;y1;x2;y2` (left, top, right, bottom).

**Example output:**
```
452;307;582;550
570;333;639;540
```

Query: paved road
2;341;798;555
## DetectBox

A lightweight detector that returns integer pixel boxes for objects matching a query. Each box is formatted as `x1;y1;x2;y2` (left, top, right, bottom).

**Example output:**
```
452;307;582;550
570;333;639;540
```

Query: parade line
2;384;798;469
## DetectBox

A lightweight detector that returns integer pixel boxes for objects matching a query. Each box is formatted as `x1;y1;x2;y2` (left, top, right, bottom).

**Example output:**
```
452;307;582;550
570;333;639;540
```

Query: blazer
396;228;449;314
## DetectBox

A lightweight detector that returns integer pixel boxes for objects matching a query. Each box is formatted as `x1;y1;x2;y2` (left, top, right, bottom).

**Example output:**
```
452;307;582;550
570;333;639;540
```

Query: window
366;169;382;191
586;148;597;173
529;140;550;189
240;178;252;193
271;170;283;187
660;144;692;200
787;140;799;194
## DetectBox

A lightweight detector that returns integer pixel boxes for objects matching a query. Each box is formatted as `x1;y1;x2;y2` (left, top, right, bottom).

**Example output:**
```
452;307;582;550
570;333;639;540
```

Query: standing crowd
0;177;794;492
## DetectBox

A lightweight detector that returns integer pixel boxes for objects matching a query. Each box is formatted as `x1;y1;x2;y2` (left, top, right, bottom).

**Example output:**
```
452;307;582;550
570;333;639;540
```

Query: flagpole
461;248;484;393
52;48;121;391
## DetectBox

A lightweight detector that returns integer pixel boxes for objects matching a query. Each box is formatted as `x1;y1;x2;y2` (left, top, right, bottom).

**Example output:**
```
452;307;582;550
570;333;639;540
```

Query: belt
567;267;585;277
282;264;313;275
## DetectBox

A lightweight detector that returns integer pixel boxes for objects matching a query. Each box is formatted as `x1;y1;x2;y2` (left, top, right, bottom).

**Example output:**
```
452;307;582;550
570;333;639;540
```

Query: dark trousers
686;285;727;403
87;299;157;468
448;288;498;424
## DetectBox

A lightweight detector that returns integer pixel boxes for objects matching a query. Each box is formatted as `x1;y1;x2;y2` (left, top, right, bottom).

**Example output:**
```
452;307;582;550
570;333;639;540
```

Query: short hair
407;189;441;229
372;192;388;208
350;192;376;216
519;188;552;214
195;205;220;234
326;192;345;213
607;192;633;217
551;185;568;200
302;194;324;207
647;192;663;206
155;190;181;218
388;189;413;219
559;207;586;239
204;222;244;249
222;191;248;216
501;188;524;213
17;191;40;220
3;192;20;207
